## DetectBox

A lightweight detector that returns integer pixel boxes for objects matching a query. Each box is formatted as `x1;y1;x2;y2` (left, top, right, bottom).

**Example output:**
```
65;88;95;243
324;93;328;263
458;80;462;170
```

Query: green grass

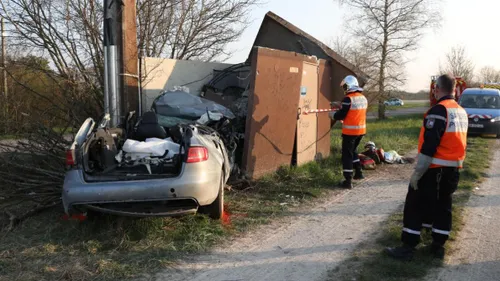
331;114;422;153
0;116;424;281
368;102;430;113
0;134;15;140
330;136;495;281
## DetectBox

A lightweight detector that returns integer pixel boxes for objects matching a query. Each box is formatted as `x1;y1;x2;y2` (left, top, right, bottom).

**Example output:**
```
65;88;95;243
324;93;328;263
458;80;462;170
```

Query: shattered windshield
152;90;235;127
460;94;500;109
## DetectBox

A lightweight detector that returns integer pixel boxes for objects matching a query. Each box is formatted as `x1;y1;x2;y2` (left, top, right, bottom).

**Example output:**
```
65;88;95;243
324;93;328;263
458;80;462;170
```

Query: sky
226;0;500;92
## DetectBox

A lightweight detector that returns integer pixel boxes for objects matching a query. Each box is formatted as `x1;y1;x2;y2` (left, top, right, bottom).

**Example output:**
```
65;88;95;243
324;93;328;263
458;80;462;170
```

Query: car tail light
186;147;208;163
66;149;76;166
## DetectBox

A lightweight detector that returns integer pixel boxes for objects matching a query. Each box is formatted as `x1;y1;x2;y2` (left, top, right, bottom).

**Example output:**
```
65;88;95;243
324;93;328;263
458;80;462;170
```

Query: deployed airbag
121;138;180;159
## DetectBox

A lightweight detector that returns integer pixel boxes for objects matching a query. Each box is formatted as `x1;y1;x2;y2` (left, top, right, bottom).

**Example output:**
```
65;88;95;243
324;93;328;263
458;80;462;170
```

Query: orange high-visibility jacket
418;99;468;168
342;92;368;136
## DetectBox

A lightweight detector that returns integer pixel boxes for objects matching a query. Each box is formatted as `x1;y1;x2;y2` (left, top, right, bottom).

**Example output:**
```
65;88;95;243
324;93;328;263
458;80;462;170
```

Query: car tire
199;173;224;220
496;134;500;139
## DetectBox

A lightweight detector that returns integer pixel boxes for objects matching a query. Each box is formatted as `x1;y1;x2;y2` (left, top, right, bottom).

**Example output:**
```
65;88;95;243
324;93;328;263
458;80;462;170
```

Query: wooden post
120;0;139;115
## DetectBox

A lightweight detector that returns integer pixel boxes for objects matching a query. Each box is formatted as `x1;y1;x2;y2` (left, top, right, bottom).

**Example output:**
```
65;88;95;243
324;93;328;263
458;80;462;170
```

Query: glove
409;154;433;190
331;101;341;109
328;111;336;120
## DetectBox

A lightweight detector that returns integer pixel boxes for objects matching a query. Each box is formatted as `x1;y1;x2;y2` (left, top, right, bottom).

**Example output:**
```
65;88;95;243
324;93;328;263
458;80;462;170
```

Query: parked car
459;88;500;138
62;91;243;220
384;98;404;106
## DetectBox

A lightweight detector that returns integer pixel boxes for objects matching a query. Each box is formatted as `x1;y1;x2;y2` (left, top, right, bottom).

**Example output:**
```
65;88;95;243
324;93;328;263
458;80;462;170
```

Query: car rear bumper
84;201;199;217
62;162;221;216
468;119;500;135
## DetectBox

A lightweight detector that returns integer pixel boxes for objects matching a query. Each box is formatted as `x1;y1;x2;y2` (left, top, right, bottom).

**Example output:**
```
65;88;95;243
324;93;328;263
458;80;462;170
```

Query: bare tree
0;0;259;226
477;66;500;83
439;45;475;83
137;0;258;61
0;0;105;117
327;35;353;60
1;0;259;97
328;36;378;97
335;0;441;119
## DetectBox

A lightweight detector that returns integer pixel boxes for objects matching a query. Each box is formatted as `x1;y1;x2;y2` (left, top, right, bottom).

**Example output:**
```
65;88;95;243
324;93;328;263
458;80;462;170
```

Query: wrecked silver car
62;90;242;219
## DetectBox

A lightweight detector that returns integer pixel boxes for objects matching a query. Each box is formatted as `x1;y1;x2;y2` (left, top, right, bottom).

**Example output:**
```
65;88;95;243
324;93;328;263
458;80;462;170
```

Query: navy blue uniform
402;95;461;247
334;96;363;181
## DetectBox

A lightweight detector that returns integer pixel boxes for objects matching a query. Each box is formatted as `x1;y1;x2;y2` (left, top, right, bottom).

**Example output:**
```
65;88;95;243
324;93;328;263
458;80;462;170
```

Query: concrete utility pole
119;0;140;116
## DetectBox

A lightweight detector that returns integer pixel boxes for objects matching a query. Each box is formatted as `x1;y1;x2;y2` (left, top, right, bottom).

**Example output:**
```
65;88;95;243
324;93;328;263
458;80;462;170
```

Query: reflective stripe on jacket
342;92;368;136
418;99;468;168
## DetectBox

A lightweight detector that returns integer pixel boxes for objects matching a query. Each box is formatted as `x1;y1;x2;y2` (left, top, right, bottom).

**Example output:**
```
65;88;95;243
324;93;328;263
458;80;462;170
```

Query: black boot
425;243;445;260
353;169;365;180
385;244;415;261
340;180;353;189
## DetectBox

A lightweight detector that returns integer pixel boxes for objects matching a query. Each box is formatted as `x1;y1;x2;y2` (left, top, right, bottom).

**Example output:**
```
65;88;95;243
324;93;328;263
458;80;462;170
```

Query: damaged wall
242;48;302;178
317;60;334;160
248;12;366;103
141;58;235;110
243;47;333;179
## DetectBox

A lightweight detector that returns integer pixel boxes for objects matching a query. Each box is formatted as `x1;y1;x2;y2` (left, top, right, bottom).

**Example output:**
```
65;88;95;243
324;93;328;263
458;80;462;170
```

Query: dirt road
426;140;500;281
137;162;415;281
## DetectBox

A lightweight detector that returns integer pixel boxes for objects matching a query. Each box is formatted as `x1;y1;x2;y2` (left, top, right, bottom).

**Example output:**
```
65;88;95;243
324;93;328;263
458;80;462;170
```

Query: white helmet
364;141;376;150
340;75;363;93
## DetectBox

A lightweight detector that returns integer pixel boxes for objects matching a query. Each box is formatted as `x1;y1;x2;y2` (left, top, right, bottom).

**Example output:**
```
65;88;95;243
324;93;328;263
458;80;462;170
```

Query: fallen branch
2;201;59;232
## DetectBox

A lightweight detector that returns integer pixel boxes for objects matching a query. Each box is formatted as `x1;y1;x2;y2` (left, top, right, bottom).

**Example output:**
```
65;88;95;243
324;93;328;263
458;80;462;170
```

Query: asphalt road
404;99;428;104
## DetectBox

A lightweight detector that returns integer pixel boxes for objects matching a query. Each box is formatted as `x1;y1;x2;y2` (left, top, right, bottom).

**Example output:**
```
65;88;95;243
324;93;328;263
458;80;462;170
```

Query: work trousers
341;134;363;181
401;167;459;248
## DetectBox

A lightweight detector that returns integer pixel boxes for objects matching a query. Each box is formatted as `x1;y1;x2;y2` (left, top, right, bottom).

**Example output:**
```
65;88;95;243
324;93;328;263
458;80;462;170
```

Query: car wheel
496;134;500;139
199;173;224;220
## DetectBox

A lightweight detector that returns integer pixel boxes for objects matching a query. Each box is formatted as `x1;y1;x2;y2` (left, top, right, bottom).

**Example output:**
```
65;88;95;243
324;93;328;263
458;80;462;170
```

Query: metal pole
104;0;121;127
109;43;120;127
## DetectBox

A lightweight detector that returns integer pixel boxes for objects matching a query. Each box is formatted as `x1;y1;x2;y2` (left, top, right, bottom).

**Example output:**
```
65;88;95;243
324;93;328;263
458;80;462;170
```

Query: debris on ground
359;141;415;170
152;88;247;181
226;178;254;191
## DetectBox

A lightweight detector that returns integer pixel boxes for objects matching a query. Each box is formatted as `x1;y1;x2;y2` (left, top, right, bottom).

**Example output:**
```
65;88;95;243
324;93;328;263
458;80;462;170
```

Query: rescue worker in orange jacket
386;74;469;260
329;75;368;189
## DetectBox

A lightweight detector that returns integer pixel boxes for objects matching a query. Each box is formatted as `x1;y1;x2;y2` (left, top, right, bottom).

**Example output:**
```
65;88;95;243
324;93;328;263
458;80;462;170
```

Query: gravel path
426;140;500;281
137;162;415;281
